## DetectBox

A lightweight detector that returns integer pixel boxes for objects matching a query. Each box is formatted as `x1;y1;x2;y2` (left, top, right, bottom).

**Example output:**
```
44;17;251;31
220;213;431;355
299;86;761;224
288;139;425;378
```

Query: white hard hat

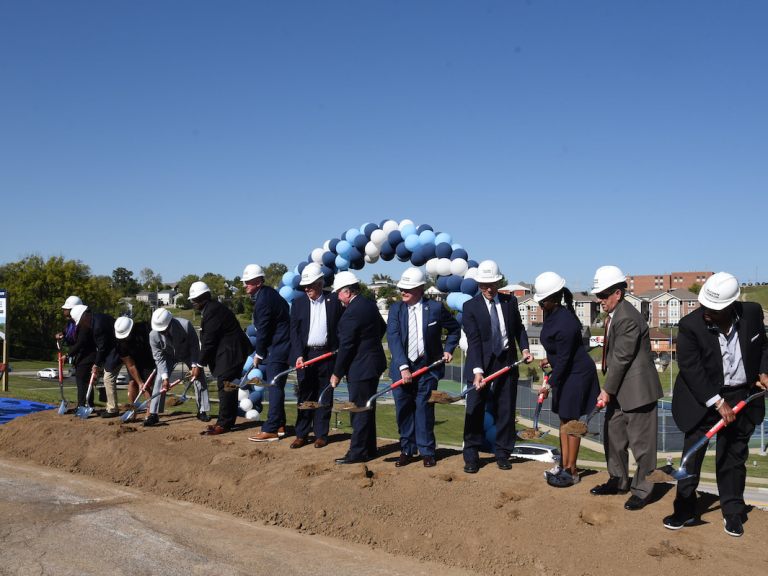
698;272;740;310
151;308;173;332
114;317;134;340
70;304;88;325
189;281;211;300
299;262;324;286
475;260;503;283
332;271;360;292
62;295;83;309
397;267;426;290
591;265;627;294
242;264;265;282
534;272;566;303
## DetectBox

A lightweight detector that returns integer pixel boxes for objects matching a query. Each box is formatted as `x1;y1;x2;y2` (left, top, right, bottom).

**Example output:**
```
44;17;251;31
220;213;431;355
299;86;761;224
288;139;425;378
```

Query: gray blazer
149;318;201;378
603;299;663;411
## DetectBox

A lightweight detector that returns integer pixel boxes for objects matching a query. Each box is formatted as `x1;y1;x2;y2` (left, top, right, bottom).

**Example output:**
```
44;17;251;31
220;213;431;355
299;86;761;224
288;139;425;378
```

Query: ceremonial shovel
259;351;338;387
647;389;766;483
75;372;97;419
297;383;334;411
561;399;606;437
428;359;525;404
120;369;157;422
518;371;551;440
56;341;68;415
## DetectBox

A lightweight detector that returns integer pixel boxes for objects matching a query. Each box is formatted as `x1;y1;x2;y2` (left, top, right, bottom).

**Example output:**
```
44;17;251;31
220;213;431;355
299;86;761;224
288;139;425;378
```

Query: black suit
332;294;387;461
462;293;529;464
199;299;251;429
671;302;768;518
289;292;344;441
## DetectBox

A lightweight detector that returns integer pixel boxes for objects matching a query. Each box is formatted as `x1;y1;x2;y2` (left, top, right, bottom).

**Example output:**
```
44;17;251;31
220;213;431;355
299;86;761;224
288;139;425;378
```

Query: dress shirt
706;318;748;407
473;296;509;374
307;294;329;347
399;300;424;371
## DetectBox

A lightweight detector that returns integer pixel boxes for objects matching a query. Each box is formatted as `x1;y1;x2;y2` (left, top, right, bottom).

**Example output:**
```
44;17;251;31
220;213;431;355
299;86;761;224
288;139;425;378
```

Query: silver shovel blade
57;400;68;416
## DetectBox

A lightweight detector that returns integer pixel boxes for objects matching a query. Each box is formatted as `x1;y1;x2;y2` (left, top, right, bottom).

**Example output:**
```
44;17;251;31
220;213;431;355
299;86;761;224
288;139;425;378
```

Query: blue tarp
0;398;54;425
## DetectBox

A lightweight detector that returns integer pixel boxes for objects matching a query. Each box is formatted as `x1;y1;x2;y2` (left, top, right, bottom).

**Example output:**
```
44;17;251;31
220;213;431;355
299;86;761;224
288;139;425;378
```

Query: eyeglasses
595;289;616;300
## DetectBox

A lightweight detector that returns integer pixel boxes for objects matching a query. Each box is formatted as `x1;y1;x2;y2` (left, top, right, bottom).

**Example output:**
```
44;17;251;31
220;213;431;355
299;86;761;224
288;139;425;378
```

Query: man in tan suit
590;266;663;510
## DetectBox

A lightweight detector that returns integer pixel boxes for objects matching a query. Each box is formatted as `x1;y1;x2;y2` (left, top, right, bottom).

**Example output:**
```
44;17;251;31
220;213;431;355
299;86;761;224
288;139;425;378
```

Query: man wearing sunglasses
590;265;662;511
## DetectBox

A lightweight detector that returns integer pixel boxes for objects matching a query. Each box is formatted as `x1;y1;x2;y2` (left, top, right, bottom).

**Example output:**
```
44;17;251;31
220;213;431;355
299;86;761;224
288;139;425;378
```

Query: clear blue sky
2;1;766;292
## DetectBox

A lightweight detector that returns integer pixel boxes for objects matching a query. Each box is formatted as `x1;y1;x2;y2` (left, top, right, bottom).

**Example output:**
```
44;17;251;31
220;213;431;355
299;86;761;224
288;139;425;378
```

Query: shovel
75;372;97;419
518;371;551;440
136;376;183;412
297;382;334;410
561;399;606;437
647;389;767;483
338;359;447;413
56;341;68;415
166;378;195;407
120;369;157;422
428;359;526;404
265;350;337;387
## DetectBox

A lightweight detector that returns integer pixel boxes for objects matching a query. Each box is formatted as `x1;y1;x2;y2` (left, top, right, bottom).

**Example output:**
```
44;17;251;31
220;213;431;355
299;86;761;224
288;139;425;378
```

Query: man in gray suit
146;308;211;426
589;266;663;511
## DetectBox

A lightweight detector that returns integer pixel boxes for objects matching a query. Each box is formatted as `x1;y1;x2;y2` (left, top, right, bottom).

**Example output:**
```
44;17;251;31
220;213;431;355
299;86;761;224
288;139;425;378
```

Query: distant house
157;289;177;306
641;288;699;328
517;294;540;327
500;282;532;298
572;291;600;329
136;291;158;307
649;328;676;356
623;292;650;322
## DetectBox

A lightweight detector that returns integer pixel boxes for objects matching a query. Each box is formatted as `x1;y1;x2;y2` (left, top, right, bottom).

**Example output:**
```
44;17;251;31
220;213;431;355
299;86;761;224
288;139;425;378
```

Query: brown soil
561;420;588;436
1;410;767;575
518;429;546;440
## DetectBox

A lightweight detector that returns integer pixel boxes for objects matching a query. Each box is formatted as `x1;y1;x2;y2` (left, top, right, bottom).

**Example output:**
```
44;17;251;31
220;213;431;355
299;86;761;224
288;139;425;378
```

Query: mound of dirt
1;411;766;575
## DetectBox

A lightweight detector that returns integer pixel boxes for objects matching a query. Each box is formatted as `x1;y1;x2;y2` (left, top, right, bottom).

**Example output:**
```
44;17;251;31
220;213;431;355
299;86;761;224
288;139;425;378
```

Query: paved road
0;458;476;576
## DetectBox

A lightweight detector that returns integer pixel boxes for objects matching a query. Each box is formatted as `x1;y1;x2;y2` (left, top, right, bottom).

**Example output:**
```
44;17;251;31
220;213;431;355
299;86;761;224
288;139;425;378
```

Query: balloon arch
276;218;484;312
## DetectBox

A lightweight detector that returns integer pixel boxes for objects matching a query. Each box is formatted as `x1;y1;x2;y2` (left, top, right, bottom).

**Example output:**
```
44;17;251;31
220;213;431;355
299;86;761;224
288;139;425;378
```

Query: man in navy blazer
462;260;533;473
289;263;344;448
330;271;387;464
387;267;460;468
664;273;768;537
242;264;292;442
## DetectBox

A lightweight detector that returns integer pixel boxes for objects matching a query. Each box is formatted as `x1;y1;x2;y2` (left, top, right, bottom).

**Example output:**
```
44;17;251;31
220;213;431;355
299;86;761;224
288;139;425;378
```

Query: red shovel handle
298;350;336;369
481;359;525;386
391;359;447;392
706;398;749;439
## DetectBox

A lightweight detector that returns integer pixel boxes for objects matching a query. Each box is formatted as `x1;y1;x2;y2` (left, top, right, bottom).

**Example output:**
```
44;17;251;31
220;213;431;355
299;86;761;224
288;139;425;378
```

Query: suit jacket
332;295;387;382
150;318;202;378
462;293;529;382
251;285;291;365
387;298;460;381
289;292;344;383
199;299;251;380
603;299;663;411
672;302;768;432
116;321;155;374
540;306;599;391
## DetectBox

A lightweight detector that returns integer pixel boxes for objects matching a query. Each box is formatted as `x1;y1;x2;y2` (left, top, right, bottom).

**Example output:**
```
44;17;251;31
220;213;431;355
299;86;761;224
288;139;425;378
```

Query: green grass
742;285;768;309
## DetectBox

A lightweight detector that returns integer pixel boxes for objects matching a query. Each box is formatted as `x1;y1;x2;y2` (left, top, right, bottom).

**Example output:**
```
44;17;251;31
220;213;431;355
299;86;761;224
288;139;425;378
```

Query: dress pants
294;349;333;441
347;377;379;460
262;361;288;434
74;363;95;407
463;350;518;464
674;385;758;517
102;365;122;413
393;356;438;457
216;375;240;430
603;400;657;499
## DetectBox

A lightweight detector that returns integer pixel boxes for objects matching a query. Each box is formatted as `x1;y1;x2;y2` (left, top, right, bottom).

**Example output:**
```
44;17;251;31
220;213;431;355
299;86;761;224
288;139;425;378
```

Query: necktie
408;306;420;362
489;299;504;356
602;315;611;375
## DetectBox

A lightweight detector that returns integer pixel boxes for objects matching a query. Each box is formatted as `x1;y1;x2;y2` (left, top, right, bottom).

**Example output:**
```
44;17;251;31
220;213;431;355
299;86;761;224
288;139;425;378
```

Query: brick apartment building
627;271;712;294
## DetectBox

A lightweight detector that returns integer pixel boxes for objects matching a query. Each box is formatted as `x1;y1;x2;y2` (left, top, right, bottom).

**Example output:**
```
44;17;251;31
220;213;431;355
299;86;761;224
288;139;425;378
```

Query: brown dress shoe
277;426;286;438
314;438;328;448
201;425;227;436
395;453;412;467
248;431;279;442
423;456;436;468
290;437;308;449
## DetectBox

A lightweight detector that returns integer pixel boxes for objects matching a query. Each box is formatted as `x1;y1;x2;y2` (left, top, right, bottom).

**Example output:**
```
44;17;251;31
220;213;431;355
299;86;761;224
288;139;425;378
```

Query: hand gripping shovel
56;341;68;415
647;389;767;483
263;350;338;387
428;359;525;404
338;359;447;413
136;376;183;412
120;369;157;422
562;399;606;437
75;372;98;419
518;371;551;440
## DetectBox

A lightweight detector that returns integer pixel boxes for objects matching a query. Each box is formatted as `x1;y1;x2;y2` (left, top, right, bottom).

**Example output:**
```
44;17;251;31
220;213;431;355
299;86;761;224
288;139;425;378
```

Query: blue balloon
291;274;301;289
404;233;421;251
420;242;436;260
297;261;308;274
455;293;472;311
451;243;463;250
416;224;433;234
388;230;403;246
335;255;350;270
456;312;462;326
380;241;395;261
328;238;340;254
282;271;296;285
467;259;479;269
346;228;361;243
446;292;459;310
353;234;367;250
436;276;451;292
336;240;353;258
395;242;412;261
279;285;295;301
400;223;417;238
248;335;258;349
245;324;257;337
410;249;427;266
242;355;254;373
461;277;479;295
435;232;452;245
322;251;336;267
418;229;436;246
349;258;365;270
447;275;463;293
435;242;453;258
451;248;469;261
347;247;362;262
363;223;378;238
293;290;304;301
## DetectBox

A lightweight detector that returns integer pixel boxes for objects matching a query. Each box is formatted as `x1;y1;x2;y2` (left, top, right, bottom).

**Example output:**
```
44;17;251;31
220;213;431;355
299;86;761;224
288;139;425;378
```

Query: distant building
627;271;712;294
135;291;158;307
157;289;177;306
640;288;700;328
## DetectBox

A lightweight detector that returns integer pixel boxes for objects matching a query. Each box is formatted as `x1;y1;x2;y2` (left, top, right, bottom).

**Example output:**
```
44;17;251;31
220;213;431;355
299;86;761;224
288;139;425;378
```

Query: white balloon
425;258;440;276
364;241;380;257
370;228;387;247
245;409;261;420
239;398;254;412
459;330;468;352
450;258;468;276
436;258;452;277
464;267;479;279
364;254;379;264
398;218;415;231
237;388;249;401
311;248;324;263
322;239;331;251
382;220;399;234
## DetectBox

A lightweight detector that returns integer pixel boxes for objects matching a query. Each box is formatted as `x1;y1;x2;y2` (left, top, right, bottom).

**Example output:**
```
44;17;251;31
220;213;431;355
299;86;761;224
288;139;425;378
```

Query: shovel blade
120;409;136;422
75;405;92;419
57;400;68;416
517;429;548;441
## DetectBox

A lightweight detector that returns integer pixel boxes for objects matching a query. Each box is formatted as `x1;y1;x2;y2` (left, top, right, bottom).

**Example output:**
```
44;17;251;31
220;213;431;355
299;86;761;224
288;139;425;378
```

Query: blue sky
2;1;766;292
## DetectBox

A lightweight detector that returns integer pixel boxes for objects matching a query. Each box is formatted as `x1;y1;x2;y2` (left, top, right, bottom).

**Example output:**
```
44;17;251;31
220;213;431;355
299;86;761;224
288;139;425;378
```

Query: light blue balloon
247;368;264;382
336;240;353;258
455;293;472;311
335;255;350;271
346;228;361;242
451;243;463;251
400;223;417;238
446;292;459;310
419;230;436;245
435;232;452;245
279;285;295;301
404;233;421;251
282;271;296;286
242;355;254;373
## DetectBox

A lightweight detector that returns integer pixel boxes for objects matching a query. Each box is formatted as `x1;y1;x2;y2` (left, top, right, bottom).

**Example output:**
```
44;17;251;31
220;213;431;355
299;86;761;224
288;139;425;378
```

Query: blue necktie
489;299;504;356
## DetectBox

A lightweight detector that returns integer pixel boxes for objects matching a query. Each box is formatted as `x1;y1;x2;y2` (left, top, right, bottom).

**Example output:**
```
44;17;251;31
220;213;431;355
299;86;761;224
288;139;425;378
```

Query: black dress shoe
663;513;695;530
423;456;436;468
463;462;480;474
335;455;368;465
624;495;648;511
101;410;119;418
724;514;744;537
143;414;160;427
496;458;512;471
395;453;412;467
590;478;629;496
197;411;211;422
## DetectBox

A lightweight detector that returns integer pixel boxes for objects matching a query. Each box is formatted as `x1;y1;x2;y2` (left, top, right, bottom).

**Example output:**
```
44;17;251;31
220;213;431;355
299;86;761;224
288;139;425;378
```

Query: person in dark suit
663;272;768;537
189;281;251;435
533;272;600;487
330;271;387;464
387;267;460;468
462;260;533;474
242;264;292;443
114;317;156;421
589;266;663;511
288;263;343;449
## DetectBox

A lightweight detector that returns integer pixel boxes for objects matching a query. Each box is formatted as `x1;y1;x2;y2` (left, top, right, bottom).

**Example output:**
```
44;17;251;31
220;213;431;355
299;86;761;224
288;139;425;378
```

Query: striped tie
408;306;420;362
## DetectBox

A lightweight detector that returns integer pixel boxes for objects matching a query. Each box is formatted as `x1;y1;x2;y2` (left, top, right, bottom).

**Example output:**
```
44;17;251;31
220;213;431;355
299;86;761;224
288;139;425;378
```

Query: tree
200;272;228;300
688;283;702;295
139;267;163;291
264;262;288;288
111;267;140;296
175;274;200;303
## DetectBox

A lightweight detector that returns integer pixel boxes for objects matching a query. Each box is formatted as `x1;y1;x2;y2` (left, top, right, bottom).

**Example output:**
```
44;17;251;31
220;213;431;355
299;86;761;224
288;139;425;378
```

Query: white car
511;444;560;463
37;368;59;379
